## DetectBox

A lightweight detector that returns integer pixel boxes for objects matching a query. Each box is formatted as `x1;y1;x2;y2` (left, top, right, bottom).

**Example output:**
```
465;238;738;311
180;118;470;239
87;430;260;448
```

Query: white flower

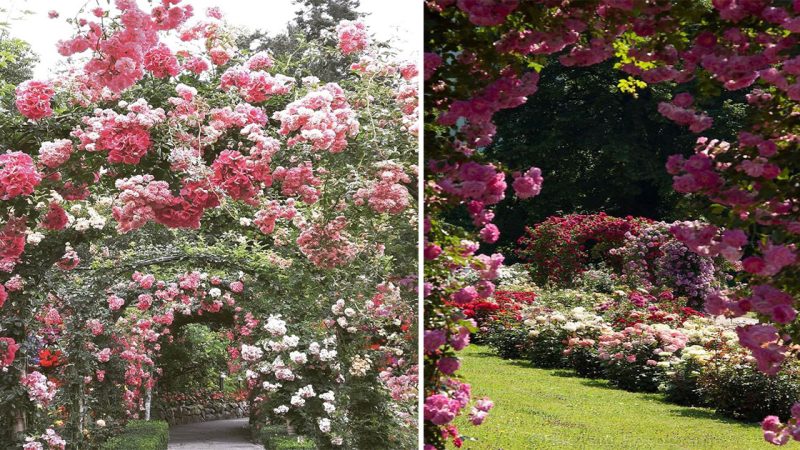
319;349;337;362
331;299;345;315
318;418;331;433
290;351;307;365
290;395;305;407
73;218;91;231
331;436;343;446
323;402;336;414
308;342;321;355
96;419;106;427
262;382;281;392
319;391;335;402
26;232;44;245
283;335;300;348
240;344;263;362
302;76;320;85
274;368;295;381
209;288;222;298
239;217;252;226
264;315;287;336
336;317;348;328
297;384;316;398
273;405;289;415
349;354;371;377
344;308;356;317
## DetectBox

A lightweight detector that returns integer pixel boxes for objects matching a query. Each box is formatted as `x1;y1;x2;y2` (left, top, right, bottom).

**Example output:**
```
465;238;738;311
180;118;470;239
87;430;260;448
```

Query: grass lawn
451;345;773;450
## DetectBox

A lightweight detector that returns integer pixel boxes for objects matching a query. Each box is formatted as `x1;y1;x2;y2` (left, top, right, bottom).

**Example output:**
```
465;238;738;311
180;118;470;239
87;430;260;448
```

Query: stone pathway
168;418;263;449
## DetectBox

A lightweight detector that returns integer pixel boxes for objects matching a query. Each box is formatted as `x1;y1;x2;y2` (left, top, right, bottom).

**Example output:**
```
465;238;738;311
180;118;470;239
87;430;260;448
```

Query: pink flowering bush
15;80;55;120
335;21;369;55
0;2;417;448
425;0;800;446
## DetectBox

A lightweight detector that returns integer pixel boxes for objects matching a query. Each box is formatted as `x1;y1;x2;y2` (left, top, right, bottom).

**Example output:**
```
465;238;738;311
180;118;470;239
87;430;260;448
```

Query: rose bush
0;2;418;448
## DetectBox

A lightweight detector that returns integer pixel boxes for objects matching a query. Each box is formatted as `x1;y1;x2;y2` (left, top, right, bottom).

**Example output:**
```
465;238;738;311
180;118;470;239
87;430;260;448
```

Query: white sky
3;0;421;78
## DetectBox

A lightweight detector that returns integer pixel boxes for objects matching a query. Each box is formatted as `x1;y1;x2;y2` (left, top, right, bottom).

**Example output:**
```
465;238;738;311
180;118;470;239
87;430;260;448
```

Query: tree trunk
144;385;152;421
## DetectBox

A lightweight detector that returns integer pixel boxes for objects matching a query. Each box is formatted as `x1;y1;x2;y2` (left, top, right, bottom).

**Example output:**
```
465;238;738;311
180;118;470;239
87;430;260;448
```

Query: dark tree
0;35;38;108
293;0;361;40
482;61;748;257
236;0;363;82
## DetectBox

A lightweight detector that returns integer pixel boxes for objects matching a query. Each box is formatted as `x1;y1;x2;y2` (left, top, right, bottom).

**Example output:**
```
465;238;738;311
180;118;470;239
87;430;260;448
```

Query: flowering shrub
611;221;726;304
516;214;649;286
0;2;417;448
424;0;800;445
597;322;688;392
483;284;800;430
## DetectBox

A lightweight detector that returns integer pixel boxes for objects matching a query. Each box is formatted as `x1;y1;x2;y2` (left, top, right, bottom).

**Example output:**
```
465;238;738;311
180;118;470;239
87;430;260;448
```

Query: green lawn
452;345;773;450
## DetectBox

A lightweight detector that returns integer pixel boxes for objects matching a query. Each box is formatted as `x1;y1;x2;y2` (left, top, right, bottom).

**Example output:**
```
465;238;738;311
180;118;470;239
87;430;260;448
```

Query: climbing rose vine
425;0;800;448
0;1;418;449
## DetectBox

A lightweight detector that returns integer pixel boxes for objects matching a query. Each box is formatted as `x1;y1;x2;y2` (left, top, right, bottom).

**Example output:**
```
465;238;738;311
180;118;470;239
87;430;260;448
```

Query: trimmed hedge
260;424;315;450
101;420;169;450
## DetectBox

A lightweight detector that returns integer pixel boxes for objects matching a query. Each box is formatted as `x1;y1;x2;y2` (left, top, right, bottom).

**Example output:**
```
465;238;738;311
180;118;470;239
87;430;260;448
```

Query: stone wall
156;399;249;425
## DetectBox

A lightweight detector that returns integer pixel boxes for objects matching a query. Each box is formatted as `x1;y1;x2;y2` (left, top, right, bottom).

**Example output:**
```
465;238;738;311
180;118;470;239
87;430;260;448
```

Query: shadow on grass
469;350;504;359
657;402;760;428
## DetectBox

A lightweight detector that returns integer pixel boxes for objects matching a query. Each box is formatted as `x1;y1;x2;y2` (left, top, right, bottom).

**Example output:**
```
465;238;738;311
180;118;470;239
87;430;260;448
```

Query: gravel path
168;418;263;449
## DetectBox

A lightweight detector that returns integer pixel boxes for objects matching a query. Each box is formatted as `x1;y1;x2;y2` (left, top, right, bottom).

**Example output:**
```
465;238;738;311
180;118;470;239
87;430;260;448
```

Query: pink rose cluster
56;0;192;92
0;337;20;367
0;217;28;273
143;44;180;78
272;162;322;204
438;71;539;148
435;161;508;243
512;167;543;199
455;0;519;26
220;65;295;103
742;242;797;277
210;150;260;202
0;151;42;200
72;100;166;165
296;216;357;268
354;161;412;214
737;324;786;375
15;80;56;120
597;322;688;363
665;142;724;194
669;221;747;262
20;371;57;407
762;403;800;445
335;20;369;55
38;139;74;169
245;51;274;71
111;175;219;233
657;93;713;133
253;200;297;235
273;83;359;153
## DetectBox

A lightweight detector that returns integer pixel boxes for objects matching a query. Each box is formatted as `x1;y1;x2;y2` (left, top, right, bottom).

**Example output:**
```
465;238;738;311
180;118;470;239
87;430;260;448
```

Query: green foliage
481;61;748;256
698;362;800;422
100;420;169;450
158;324;228;393
261;424;316;450
237;0;363;82
0;35;38;108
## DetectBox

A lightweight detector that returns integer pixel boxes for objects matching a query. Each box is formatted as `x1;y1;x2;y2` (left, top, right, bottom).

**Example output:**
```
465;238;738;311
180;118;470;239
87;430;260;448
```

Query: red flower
39;349;62;368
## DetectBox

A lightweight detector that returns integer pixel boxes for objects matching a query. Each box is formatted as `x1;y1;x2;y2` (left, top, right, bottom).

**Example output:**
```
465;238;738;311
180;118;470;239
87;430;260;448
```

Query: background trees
482;61;748;257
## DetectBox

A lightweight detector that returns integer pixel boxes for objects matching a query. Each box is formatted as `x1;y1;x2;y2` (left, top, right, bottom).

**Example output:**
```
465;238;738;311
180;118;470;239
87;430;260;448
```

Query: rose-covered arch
0;1;419;449
424;0;800;448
